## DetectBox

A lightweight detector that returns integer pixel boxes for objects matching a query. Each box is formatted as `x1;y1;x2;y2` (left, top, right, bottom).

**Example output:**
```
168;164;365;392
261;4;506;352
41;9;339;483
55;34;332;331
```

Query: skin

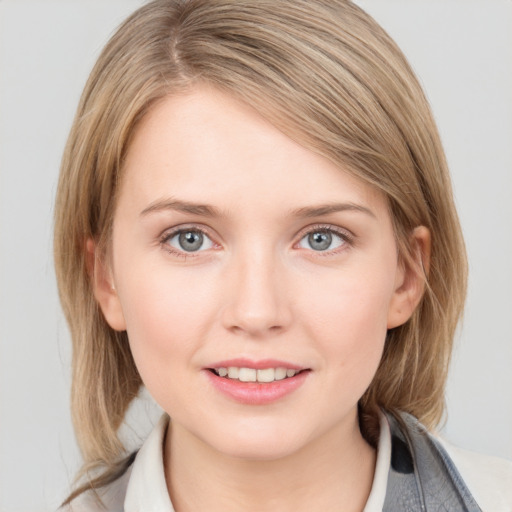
92;86;429;512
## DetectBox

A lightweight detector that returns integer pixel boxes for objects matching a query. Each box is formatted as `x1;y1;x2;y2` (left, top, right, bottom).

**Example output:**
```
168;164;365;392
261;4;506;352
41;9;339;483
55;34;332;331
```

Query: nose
221;246;292;338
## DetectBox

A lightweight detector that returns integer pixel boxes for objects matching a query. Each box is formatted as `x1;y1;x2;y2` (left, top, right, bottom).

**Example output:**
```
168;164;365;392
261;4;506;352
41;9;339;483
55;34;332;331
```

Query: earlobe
387;226;431;329
86;238;127;331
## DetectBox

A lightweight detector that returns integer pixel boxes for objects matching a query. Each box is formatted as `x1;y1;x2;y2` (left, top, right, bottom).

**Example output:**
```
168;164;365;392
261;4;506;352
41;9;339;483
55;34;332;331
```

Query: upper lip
206;358;306;370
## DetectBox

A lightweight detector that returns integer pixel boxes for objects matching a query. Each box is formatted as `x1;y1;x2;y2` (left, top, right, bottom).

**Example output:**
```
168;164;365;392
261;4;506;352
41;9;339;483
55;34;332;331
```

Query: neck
164;413;377;512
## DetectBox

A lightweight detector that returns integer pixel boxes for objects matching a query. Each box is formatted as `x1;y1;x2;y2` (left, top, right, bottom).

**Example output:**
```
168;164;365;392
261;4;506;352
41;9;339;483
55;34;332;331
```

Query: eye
165;229;214;253
298;229;347;252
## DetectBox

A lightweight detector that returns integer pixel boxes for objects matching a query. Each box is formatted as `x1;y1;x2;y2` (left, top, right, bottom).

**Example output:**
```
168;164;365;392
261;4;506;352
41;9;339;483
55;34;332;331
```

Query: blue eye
298;229;346;252
166;229;214;253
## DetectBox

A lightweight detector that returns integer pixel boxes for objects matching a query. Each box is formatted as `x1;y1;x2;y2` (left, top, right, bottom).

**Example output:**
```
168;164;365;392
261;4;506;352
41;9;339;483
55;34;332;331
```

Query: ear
86;238;127;331
387;226;431;329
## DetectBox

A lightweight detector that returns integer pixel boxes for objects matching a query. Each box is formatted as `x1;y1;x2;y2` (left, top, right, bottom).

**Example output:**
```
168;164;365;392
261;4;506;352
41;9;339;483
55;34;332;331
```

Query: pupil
309;231;332;251
179;231;203;252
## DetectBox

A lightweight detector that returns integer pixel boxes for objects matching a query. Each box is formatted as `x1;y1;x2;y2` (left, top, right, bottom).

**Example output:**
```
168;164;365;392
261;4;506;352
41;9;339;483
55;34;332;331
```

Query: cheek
304;260;394;331
302;267;394;382
115;265;216;384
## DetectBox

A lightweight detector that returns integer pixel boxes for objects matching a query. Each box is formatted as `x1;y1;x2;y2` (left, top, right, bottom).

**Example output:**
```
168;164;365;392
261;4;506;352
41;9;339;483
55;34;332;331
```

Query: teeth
257;368;275;383
239;368;257;382
227;367;239;379
214;366;300;383
275;367;287;380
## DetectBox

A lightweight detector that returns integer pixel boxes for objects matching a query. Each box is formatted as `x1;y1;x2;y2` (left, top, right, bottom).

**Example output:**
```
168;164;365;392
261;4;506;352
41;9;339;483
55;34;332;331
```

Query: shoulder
59;466;131;512
60;414;171;512
438;438;512;512
385;410;512;511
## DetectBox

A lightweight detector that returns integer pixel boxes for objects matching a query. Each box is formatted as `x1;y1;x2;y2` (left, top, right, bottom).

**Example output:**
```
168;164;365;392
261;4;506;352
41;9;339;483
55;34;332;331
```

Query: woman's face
98;86;418;460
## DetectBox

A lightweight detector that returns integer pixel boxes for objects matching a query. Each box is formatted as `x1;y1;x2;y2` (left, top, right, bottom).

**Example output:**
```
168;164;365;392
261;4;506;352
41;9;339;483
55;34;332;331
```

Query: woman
55;1;512;510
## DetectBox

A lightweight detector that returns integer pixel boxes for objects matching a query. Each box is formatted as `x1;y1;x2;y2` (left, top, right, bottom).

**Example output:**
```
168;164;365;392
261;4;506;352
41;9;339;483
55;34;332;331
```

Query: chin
217;438;304;462
204;420;310;462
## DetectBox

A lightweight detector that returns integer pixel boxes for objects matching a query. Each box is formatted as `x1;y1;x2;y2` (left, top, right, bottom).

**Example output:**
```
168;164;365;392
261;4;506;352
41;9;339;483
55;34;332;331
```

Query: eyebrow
291;203;376;219
140;198;375;219
140;199;221;217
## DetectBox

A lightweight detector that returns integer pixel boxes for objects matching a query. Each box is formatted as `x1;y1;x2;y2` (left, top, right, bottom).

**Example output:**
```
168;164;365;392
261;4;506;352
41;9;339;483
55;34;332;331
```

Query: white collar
363;412;391;512
123;413;391;512
124;414;174;512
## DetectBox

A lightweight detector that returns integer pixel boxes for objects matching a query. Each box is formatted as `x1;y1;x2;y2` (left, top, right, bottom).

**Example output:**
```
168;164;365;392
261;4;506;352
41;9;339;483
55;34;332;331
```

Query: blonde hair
55;0;467;501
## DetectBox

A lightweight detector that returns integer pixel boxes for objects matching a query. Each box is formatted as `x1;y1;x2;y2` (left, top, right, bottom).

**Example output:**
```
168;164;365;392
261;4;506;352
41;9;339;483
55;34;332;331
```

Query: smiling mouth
209;367;307;383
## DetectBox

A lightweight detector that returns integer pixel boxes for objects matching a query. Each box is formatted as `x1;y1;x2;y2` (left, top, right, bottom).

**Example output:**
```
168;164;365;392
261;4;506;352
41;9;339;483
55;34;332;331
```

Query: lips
204;359;310;405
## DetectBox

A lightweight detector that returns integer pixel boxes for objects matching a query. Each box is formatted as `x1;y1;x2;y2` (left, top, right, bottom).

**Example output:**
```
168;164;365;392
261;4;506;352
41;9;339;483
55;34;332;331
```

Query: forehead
120;86;389;219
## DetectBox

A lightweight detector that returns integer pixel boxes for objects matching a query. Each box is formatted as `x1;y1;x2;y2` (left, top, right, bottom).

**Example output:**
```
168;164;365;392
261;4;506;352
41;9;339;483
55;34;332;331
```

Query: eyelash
295;224;354;255
159;224;354;258
159;225;215;259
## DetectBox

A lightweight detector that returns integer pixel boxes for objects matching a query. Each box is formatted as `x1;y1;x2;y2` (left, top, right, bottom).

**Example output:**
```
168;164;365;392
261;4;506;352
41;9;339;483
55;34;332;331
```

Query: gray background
0;1;511;510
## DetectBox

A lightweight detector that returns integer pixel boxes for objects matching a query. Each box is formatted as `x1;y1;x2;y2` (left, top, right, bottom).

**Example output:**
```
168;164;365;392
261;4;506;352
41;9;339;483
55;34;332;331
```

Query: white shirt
65;413;512;512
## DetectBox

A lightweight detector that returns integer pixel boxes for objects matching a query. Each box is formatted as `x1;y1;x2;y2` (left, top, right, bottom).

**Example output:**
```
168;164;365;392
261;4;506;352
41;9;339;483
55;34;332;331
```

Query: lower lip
204;370;310;405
